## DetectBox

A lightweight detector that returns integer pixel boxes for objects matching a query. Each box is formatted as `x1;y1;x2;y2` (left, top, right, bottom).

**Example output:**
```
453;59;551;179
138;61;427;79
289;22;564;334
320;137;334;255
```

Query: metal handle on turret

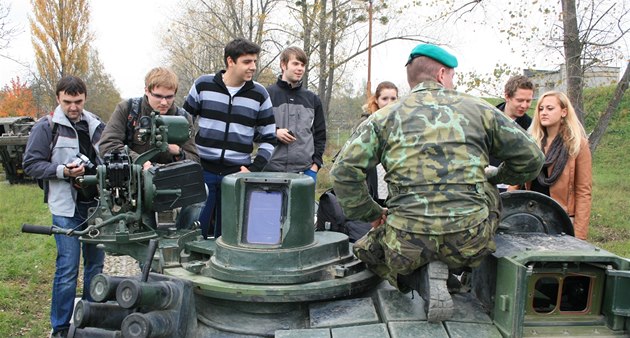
141;239;159;282
21;224;54;235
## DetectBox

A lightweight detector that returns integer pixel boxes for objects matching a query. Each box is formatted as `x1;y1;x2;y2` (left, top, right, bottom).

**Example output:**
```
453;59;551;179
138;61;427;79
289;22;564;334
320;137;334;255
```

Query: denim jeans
199;171;224;239
50;201;104;333
175;202;205;230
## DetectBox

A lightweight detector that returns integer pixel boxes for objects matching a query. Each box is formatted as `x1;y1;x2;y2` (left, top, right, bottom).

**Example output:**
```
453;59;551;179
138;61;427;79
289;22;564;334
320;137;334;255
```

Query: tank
21;113;630;338
0;116;36;184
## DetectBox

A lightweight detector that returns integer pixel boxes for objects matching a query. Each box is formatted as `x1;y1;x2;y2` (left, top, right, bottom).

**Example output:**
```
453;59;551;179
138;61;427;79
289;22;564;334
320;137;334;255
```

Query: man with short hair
489;75;535;190
99;67;201;229
183;38;276;239
497;75;534;130
23;76;106;338
264;46;326;184
331;44;544;322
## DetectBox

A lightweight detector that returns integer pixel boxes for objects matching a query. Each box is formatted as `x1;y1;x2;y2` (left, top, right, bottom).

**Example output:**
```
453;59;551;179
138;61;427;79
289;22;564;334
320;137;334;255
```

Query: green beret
405;44;458;68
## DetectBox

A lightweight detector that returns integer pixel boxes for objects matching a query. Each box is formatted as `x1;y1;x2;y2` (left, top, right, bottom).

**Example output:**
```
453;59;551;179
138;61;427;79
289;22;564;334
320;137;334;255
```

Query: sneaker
417;261;454;322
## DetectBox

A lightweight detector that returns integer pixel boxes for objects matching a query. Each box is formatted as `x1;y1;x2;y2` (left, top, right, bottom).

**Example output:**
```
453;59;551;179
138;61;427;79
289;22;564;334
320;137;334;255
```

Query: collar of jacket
276;76;303;91
214;70;255;94
410;80;445;93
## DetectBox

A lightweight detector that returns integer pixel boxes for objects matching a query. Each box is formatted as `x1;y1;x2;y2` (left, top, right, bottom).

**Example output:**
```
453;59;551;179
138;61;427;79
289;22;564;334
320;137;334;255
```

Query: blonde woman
510;91;592;239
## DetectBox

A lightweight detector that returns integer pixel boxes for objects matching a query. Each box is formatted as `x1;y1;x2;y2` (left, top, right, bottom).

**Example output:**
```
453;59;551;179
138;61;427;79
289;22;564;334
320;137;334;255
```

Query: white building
524;65;620;97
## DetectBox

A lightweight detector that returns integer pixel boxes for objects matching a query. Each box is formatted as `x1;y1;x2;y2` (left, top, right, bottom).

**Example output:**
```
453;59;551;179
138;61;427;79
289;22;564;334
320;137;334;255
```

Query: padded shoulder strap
126;97;143;143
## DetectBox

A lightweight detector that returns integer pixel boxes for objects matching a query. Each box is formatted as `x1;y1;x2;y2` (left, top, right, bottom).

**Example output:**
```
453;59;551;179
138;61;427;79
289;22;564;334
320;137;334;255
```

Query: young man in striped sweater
183;38;276;239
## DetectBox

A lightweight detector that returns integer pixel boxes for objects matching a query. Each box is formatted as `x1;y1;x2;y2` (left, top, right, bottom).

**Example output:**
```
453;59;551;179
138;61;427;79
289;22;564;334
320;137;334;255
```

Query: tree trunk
588;61;630;153
317;0;328;116
323;0;337;117
561;0;585;124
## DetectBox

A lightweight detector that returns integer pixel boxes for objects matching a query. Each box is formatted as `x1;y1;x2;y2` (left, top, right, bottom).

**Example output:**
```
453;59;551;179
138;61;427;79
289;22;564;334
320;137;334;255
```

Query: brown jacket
99;96;199;165
509;137;592;239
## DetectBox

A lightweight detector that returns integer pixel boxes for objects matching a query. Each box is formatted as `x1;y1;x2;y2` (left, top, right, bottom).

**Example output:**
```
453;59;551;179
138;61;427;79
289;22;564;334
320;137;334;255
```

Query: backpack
315;189;372;242
125;97;190;144
315;189;346;233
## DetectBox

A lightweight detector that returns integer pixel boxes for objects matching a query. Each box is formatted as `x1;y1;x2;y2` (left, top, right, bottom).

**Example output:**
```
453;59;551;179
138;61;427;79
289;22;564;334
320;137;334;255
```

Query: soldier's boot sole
418;261;454;322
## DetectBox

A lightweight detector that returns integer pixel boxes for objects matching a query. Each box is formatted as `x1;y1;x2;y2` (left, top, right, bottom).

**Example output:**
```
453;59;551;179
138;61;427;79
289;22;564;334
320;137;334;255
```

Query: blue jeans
199;171;224;239
50;201;104;333
175;202;205;229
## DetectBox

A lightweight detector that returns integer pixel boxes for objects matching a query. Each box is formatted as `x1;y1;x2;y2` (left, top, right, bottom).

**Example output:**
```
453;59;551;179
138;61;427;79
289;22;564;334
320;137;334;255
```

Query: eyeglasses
149;92;176;101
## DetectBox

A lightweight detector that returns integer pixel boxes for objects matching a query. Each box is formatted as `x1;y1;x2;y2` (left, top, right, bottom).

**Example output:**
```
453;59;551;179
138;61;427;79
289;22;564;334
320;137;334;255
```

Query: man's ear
226;56;235;68
280;62;287;73
436;67;446;85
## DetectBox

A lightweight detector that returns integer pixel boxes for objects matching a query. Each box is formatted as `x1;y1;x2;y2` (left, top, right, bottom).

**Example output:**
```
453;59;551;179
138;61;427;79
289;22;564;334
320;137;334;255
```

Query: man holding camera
23;76;105;338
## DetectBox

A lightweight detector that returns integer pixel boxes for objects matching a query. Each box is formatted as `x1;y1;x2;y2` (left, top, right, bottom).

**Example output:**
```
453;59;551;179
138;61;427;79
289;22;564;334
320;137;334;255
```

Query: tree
588;61;630;152
558;0;629;123
84;49;121;122
0;1;18;58
29;0;93;110
478;0;629;122
0;77;39;118
163;0;278;101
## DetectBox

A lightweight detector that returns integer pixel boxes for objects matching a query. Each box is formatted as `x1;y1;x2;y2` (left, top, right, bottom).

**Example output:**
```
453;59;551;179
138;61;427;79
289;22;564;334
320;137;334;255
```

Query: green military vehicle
0;116;36;184
22;113;630;337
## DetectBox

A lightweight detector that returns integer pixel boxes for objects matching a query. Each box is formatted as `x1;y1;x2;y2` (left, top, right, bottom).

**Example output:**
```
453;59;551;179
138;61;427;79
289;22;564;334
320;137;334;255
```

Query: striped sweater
183;70;276;174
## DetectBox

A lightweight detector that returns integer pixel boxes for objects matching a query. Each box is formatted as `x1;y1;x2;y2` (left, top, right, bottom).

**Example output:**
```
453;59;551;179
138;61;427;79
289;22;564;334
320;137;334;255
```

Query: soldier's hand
239;166;250;173
370;208;388;228
484;165;498;178
276;128;296;144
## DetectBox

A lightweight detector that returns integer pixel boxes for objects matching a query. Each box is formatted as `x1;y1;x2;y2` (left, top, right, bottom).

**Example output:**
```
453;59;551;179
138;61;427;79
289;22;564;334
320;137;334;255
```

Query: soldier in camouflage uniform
331;44;544;322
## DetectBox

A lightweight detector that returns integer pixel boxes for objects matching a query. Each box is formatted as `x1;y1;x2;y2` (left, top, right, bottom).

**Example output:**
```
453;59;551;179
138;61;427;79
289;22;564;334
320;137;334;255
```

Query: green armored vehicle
0;116;36;184
22;113;630;337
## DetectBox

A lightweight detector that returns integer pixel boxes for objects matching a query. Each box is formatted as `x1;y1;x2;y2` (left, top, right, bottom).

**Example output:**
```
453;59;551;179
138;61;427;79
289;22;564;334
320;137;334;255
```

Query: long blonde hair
531;91;586;157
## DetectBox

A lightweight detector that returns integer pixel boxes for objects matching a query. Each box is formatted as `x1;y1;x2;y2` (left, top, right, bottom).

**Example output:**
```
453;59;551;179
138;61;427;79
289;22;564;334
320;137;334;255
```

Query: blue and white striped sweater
183;71;276;174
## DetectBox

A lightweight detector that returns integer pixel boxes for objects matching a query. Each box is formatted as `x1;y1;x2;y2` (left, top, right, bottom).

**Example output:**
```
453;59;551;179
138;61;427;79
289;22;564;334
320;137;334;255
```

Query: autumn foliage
0;77;38;118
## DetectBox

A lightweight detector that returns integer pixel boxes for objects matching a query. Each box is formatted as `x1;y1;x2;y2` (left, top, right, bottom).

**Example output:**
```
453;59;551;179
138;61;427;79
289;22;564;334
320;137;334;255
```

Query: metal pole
366;0;373;100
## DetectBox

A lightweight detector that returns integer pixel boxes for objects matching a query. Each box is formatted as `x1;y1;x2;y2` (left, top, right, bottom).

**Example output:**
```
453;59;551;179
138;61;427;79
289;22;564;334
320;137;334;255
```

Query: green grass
0;183;55;337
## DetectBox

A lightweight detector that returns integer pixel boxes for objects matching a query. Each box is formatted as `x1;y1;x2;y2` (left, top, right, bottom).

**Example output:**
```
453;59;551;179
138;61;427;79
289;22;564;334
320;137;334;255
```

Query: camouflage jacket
331;81;544;235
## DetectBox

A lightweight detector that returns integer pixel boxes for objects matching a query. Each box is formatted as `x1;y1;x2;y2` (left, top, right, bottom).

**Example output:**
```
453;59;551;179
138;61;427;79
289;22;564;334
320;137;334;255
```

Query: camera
69;153;95;170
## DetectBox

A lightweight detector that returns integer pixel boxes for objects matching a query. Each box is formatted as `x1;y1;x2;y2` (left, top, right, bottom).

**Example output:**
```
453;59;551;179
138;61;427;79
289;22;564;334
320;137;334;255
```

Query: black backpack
315;189;346;233
315;189;372;242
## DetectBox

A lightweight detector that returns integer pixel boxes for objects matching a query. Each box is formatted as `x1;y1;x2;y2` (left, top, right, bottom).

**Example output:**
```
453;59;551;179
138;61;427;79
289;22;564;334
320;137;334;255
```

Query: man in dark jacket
264;46;326;185
23;76;105;338
489;75;535;191
183;38;277;238
99;67;202;229
495;75;534;131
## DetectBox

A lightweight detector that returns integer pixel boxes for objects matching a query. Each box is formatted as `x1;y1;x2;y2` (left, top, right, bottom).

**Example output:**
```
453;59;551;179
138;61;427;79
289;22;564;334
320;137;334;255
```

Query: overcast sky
1;0;628;100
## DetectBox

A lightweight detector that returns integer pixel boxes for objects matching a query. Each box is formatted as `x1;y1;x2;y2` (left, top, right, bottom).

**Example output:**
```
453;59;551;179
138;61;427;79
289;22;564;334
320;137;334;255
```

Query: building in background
524;65;620;97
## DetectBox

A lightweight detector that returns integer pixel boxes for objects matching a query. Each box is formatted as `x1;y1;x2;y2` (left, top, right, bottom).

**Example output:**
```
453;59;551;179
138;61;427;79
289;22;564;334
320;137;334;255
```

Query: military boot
399;261;454;322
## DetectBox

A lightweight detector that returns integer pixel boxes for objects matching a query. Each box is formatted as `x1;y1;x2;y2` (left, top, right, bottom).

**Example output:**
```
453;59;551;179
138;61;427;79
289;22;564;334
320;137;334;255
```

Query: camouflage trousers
353;184;501;291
